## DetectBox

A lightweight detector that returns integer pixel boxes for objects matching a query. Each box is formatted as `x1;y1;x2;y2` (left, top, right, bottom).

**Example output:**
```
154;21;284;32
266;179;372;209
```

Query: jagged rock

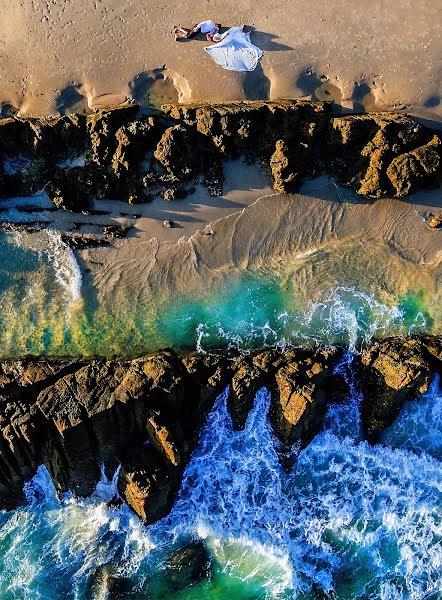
127;193;142;204
146;410;183;466
270;351;335;449
154;124;196;178
162;99;330;158
181;353;230;404
44;176;88;211
360;337;432;442
386;135;441;196
163;219;173;228
228;357;265;429
102;225;131;239
421;335;442;365
0;102;439;212
0;117;36;157
0;340;439;522
163;186;185;201
328;113;440;197
117;445;182;524
28;114;87;159
270;140;300;193
111;117;157;178
86;105;140;166
203;153;224;196
0;358;81;506
44;164;107;210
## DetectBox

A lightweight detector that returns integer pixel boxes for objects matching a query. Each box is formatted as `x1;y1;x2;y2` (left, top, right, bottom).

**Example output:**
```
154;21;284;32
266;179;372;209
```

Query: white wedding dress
204;27;263;72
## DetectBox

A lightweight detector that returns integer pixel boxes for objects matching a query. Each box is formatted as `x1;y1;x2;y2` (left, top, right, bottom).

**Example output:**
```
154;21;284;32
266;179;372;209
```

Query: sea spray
0;374;441;598
7;225;82;308
192;285;412;354
45;229;82;306
381;373;442;458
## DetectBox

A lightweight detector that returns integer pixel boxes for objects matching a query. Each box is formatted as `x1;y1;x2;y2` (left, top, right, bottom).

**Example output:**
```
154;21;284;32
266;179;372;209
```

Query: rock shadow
296;71;342;108
0;102;18;117
351;81;378;112
129;70;179;110
352;82;372;112
424;95;440;109
56;84;87;116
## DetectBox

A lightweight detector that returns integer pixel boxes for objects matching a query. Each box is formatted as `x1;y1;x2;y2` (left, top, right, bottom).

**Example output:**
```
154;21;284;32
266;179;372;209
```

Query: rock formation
0;346;346;521
0;101;439;208
0;337;441;522
360;336;442;441
327;113;440;197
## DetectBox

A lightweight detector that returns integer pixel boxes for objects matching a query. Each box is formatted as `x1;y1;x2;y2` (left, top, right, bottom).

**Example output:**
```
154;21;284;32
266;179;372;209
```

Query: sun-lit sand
1;0;440;122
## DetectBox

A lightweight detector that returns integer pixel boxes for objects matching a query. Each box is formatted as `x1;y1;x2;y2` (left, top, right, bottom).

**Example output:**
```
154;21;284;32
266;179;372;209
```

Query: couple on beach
175;19;223;42
175;20;263;72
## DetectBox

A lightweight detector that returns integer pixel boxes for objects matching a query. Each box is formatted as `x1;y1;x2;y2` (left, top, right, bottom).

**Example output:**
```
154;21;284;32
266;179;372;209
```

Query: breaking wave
1;366;441;599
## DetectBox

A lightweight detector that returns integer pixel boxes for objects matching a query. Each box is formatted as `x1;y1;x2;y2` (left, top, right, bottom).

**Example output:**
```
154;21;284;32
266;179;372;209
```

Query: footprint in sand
296;70;343;105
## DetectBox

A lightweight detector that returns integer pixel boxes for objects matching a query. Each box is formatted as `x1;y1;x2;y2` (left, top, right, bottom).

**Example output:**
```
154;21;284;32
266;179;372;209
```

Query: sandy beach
0;0;440;122
0;4;442;597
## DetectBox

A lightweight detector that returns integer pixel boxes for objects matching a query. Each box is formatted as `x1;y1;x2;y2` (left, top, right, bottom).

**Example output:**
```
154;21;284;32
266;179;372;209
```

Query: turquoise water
0;369;441;598
1;210;441;598
0;228;438;357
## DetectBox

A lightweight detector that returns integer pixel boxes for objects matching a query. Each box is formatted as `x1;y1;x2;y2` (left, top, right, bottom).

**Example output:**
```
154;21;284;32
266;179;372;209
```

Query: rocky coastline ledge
1;336;441;523
0;100;440;214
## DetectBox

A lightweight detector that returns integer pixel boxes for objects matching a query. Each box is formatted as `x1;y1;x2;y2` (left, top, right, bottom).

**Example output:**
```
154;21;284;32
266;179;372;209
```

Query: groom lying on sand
175;19;222;41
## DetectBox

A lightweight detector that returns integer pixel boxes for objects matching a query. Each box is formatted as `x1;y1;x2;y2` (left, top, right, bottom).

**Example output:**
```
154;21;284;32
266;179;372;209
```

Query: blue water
0;367;441;599
0;199;441;598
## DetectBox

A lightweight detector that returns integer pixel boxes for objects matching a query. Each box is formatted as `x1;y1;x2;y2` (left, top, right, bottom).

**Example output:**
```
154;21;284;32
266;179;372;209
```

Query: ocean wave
2;369;440;598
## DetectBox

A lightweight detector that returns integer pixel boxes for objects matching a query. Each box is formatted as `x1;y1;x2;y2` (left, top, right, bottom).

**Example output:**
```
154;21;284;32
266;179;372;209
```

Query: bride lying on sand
204;27;263;72
174;20;221;41
175;22;263;72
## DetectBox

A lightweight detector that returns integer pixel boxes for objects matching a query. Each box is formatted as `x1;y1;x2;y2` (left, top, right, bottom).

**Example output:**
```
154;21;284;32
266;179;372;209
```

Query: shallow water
0;368;441;599
0;226;439;357
1;190;441;598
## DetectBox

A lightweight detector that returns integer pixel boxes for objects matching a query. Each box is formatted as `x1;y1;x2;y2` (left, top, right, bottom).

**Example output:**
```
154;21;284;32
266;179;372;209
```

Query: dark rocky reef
0;345;344;521
0;101;439;210
359;335;442;442
327;113;441;197
1;337;441;523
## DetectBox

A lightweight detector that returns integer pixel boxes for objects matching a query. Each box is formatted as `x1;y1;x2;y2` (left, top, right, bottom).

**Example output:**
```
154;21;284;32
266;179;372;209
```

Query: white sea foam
1;368;441;598
7;226;83;310
291;286;405;351
46;229;82;305
194;286;411;354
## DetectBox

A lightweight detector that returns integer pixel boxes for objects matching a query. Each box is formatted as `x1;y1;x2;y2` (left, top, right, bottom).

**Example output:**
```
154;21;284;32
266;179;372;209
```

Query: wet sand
80;184;442;304
1;159;273;243
2;178;442;357
1;1;440;121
